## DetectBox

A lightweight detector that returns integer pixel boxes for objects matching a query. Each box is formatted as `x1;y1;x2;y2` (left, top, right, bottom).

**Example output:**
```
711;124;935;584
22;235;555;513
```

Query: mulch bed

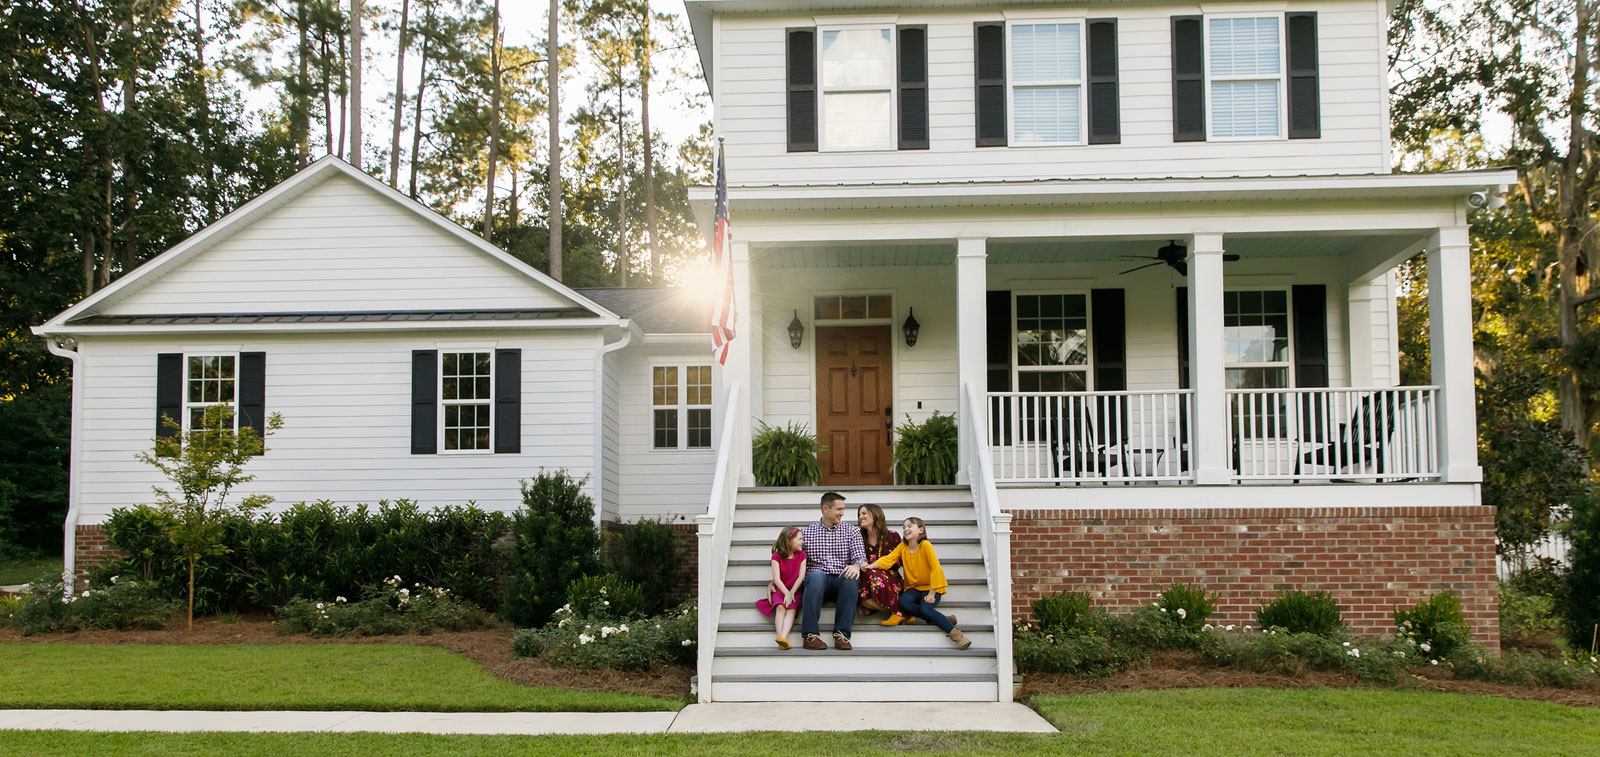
1019;651;1600;709
0;616;692;701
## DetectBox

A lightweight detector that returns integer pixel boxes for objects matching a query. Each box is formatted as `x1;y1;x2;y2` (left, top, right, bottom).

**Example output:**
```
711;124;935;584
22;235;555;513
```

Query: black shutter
494;348;521;454
1286;12;1321;139
1292;285;1329;387
1171;16;1205;142
787;28;817;152
974;22;1006;147
1086;19;1120;145
156;353;182;443
411;350;437;454
1091;289;1126;390
986;290;1012;392
1175;288;1190;390
898;25;929;150
239;352;266;455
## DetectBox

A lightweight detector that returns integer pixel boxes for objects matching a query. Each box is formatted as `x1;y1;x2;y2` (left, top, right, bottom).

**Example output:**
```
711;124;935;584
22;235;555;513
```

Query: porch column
1427;226;1482;483
724;239;756;486
1347;274;1397;387
1187;232;1230;485
956;237;988;486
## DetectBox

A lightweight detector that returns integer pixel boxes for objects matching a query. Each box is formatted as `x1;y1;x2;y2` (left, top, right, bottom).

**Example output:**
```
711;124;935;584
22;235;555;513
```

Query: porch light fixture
902;308;920;347
788;310;804;349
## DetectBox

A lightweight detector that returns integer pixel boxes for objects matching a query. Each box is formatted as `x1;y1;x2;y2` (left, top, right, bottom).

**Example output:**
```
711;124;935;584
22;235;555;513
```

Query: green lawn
1;688;1597;756
0;556;60;586
0;644;679;712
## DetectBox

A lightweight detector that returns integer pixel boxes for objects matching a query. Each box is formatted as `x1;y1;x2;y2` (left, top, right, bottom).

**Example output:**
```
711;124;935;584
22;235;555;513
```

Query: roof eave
33;318;620;338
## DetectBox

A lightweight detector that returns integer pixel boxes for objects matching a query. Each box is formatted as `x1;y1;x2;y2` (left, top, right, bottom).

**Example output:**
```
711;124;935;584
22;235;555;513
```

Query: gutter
592;321;639;532
43;336;83;597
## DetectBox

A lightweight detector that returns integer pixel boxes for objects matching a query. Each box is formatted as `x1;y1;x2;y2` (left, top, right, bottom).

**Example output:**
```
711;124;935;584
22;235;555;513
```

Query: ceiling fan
1119;240;1239;276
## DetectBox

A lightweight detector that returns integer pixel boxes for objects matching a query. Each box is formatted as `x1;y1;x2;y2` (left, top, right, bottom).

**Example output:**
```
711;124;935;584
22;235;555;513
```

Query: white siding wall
601;350;623;522
614;343;718;523
74;330;601;524
102;173;572;314
717;0;1387;186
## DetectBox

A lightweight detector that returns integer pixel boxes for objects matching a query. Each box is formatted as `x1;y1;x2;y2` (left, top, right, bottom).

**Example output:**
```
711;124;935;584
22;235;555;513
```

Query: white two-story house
36;0;1508;704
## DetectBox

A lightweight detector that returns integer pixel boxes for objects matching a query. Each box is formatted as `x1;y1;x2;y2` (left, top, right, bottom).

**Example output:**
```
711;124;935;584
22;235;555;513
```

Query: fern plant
751;421;825;486
894;412;959;485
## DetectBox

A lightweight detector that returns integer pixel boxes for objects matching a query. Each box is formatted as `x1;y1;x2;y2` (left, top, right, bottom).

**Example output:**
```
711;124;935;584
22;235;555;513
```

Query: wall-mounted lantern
788;310;804;349
903;308;921;347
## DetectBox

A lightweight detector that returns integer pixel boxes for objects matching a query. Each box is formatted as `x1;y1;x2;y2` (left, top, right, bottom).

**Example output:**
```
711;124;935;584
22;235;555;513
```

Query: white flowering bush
4;575;176;635
1155;583;1216;634
511;599;696;671
1196;626;1411;683
1448;647;1598;688
276;575;486;637
564;574;647;620
1015;602;1201;677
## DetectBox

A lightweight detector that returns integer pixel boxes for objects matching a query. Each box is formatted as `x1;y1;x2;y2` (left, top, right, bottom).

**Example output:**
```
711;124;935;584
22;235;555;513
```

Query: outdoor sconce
788;310;804;349
902;308;921;347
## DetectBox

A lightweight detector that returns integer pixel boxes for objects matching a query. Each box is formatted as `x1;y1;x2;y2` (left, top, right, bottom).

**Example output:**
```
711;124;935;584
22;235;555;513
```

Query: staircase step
730;538;981;546
730;542;983;561
717;626;995;650
709;677;998;702
724;564;988;584
735;501;975;511
726;558;984;567
712;648;999;676
735;519;976;529
717;647;994;657
717;602;993;625
725;577;987;587
721;584;990;605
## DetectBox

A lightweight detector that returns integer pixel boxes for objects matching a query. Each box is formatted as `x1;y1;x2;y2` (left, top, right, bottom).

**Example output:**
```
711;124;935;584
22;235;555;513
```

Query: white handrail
962;382;1013;702
695;381;742;704
1225;385;1440;481
988;389;1194;484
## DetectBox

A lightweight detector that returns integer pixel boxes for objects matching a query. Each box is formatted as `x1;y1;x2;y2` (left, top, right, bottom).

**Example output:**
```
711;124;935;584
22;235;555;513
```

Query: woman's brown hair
772;526;801;558
858;503;891;547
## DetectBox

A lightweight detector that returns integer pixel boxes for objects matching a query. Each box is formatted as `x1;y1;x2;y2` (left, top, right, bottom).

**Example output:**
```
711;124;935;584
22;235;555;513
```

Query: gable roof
577;287;710;336
36;156;621;335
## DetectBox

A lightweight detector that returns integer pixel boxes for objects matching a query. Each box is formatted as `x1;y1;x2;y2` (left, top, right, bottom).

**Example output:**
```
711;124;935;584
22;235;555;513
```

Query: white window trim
816;23;898;153
438;349;494;455
650;362;714;452
1011;290;1095;392
180;351;240;434
1005;18;1088;148
1203;13;1288;142
1223;287;1295;387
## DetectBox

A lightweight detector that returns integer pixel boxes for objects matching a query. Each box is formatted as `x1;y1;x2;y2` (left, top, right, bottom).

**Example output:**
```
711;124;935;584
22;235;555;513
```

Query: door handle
885;418;893;446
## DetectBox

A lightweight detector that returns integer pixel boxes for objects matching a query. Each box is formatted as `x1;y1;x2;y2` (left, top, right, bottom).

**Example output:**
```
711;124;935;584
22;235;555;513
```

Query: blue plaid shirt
801;519;867;575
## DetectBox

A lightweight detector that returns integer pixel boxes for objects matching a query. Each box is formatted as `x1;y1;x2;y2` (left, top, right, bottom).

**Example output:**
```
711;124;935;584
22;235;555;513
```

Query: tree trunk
616;67;627;287
641;9;658;281
388;0;410;186
349;0;363;171
322;26;334;155
118;12;139;282
337;18;348;161
547;0;563;280
82;232;96;296
1559;0;1594;452
482;0;502;241
195;0;217;221
296;2;311;167
187;555;196;632
408;5;433;199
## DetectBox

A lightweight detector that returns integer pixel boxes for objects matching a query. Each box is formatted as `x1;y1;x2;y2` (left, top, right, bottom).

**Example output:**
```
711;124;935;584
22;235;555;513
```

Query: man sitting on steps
799;491;869;651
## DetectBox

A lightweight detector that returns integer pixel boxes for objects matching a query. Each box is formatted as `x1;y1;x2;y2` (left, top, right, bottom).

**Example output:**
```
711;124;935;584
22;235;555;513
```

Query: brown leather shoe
833;631;853;650
949;627;972;650
802;634;826;651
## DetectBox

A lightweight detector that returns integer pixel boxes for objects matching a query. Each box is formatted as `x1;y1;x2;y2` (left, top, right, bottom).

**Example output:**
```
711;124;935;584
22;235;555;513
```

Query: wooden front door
816;325;894;485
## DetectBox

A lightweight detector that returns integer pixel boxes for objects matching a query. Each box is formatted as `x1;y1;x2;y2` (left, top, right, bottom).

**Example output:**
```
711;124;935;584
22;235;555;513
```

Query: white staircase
704;487;1001;702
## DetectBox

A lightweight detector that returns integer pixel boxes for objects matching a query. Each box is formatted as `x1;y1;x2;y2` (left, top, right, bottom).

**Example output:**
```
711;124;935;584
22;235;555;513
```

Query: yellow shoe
776;637;791;650
881;615;907;626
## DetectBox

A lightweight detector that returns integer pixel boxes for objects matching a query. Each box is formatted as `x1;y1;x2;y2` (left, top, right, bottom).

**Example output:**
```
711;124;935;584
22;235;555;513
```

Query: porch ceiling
751;235;1402;269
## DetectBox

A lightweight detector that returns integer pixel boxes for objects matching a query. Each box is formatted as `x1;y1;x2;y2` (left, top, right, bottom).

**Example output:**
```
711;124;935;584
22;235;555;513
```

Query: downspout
592;321;635;533
44;335;83;597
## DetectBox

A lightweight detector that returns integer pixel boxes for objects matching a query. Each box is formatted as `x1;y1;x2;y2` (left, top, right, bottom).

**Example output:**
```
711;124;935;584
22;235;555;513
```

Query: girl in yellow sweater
874;517;971;650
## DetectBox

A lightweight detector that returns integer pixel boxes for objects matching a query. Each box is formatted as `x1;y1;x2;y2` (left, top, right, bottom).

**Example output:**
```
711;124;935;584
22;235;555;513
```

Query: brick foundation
602;520;700;604
73;524;122;581
1007;505;1500;647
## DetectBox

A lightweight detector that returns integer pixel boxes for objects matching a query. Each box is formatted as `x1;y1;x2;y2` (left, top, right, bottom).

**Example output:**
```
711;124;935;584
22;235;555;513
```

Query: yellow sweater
875;540;948;594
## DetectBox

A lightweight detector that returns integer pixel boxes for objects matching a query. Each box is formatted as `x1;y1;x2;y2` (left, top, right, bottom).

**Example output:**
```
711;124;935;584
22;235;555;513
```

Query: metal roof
67;308;595;327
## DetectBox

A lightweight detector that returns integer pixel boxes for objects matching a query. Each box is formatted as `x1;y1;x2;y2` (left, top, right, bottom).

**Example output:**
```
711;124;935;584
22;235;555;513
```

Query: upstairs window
1010;22;1083;145
820;26;895;151
441;351;493;452
1208;17;1282;139
185;354;237;432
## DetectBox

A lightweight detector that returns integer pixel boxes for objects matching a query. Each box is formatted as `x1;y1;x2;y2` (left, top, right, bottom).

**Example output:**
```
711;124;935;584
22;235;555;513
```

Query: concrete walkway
0;703;1057;736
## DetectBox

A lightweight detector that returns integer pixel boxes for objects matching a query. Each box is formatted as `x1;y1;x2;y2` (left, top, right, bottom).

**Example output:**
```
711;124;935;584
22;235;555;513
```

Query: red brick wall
1008;506;1500;647
73;525;123;581
602;520;699;604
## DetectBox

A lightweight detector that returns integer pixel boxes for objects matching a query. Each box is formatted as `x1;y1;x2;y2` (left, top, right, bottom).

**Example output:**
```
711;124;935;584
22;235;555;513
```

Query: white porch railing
962;382;1013;702
1226;386;1441;481
988;390;1195;484
694;382;741;704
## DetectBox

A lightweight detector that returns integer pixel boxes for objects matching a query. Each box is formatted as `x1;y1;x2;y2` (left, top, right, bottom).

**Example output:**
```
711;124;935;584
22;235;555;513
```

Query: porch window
1223;290;1291;389
184;354;237;432
441;351;493;452
820;26;894;151
1208;16;1282;138
1014;293;1089;391
1009;21;1084;145
653;365;713;450
814;294;893;321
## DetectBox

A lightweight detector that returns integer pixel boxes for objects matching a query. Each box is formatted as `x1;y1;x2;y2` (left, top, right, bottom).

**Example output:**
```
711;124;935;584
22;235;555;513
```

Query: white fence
1497;529;1574;581
987;390;1193;484
1226;386;1441;482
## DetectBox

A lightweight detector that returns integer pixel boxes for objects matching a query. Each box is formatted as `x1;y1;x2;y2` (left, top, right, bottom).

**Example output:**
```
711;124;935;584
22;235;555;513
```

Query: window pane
1014;87;1080;144
840;295;867;319
686;366;712;406
1019;370;1087;392
217;378;235;403
815;296;841;320
867;295;892;319
475;377;491;400
1211;81;1279;138
1209;17;1279;76
1012;23;1080;83
654;409;678;449
219;356;235;378
1226;367;1288;389
820;28;893;89
822;92;892;151
687;409;712;449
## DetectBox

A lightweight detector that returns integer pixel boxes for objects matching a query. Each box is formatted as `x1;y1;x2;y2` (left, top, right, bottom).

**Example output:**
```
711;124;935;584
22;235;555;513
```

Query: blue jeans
800;570;859;638
899;588;953;633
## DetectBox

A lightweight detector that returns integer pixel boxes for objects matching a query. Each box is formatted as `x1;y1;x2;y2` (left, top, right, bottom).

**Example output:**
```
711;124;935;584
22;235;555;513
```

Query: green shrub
0;593;22;625
1014;628;1136;678
751;421;824;487
502;471;602;628
1256;590;1344;637
1499;582;1564;650
276;577;487;637
566;574;646;620
1565;487;1600;651
1394;591;1471;661
1198;628;1408;684
1156;583;1216;633
1449;647;1596;688
514;600;698;671
8;576;177;635
1115;604;1203;651
606;518;679;613
1033;591;1093;633
893;412;959;485
1506;556;1567;598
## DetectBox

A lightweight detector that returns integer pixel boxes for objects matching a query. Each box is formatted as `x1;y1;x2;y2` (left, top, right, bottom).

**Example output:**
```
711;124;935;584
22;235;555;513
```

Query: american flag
709;147;736;365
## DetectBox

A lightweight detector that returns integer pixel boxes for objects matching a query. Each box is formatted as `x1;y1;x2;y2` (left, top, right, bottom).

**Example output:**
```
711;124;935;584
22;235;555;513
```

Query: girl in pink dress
756;526;806;649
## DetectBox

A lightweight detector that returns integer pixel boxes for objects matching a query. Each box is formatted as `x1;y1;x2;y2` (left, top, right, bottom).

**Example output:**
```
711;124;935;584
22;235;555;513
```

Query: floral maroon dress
858;530;905;618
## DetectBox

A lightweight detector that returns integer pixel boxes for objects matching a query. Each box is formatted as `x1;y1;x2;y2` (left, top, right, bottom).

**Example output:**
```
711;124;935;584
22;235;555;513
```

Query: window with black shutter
974;22;1006;147
898;25;929;150
239;352;266;455
1291;285;1328;387
156;353;182;448
1086;19;1120;144
494;349;521;454
1171;16;1205;142
1286;12;1320;139
786;28;817;152
411;349;438;454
